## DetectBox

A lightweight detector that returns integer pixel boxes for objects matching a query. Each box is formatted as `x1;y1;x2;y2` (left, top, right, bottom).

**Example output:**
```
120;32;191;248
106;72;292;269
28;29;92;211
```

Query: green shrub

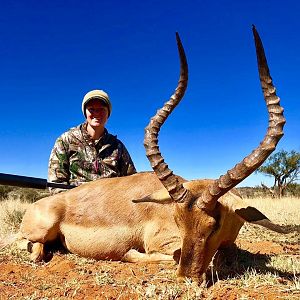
19;189;41;203
285;183;300;197
0;185;50;203
0;185;15;201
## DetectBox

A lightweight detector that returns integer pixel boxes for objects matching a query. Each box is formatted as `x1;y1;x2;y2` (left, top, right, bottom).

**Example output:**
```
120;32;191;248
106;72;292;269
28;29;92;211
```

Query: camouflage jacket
48;122;136;193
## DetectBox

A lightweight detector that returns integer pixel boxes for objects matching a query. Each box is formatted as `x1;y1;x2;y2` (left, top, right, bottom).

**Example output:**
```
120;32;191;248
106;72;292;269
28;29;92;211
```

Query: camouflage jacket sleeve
48;135;70;194
118;142;137;176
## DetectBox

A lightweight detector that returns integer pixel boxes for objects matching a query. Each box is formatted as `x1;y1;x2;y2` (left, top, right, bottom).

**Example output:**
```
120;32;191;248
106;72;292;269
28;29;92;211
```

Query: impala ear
235;207;288;233
132;188;172;204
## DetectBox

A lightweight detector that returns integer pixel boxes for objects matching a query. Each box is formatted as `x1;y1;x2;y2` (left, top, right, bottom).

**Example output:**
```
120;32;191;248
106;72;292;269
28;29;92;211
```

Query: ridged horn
144;33;192;203
200;25;286;211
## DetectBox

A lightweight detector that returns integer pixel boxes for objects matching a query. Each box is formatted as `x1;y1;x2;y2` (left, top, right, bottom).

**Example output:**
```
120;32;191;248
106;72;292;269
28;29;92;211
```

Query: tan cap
82;89;112;117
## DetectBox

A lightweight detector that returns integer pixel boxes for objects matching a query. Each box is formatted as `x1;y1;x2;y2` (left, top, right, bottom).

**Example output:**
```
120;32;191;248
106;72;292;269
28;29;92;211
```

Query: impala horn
199;25;286;211
144;33;193;203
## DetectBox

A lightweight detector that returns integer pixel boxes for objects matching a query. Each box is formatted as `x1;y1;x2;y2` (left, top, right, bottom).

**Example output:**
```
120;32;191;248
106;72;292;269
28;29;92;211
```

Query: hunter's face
85;99;109;128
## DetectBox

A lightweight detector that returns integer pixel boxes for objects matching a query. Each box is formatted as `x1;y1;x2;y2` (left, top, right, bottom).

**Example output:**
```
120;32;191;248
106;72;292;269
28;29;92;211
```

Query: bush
285;183;300;197
238;186;269;198
19;189;41;203
0;185;50;203
0;185;15;201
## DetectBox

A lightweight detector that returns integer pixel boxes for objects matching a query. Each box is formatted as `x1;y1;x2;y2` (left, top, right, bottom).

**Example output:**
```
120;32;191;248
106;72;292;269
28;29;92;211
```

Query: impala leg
27;241;53;262
28;242;45;262
18;198;63;262
121;249;174;263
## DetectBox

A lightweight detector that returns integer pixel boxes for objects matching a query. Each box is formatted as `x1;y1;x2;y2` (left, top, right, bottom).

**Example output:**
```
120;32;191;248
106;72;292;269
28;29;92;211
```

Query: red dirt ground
0;238;299;299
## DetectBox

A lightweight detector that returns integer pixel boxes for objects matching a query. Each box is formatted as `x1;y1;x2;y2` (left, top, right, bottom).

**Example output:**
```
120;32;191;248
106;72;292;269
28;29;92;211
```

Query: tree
257;150;300;198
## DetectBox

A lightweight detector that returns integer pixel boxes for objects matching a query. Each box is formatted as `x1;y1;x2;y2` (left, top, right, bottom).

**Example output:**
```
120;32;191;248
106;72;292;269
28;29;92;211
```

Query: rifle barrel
0;173;76;190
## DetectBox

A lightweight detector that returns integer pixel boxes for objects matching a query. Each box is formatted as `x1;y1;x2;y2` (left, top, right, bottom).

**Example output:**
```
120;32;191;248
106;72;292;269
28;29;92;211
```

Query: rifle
0;172;76;190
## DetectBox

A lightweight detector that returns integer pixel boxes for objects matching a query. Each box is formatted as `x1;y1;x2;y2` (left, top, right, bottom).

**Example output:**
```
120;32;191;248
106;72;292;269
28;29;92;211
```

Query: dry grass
0;199;28;248
243;196;300;225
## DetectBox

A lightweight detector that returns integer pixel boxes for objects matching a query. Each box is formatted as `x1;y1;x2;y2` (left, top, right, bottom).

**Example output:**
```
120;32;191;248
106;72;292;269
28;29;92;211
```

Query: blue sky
0;0;299;187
